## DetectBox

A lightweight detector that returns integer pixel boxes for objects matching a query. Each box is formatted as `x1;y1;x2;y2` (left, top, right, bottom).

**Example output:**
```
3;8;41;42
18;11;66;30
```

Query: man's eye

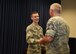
34;16;36;17
34;16;39;17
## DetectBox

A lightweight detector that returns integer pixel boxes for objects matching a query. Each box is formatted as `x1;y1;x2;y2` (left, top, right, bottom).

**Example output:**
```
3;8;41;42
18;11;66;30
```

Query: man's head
31;11;39;23
49;3;62;17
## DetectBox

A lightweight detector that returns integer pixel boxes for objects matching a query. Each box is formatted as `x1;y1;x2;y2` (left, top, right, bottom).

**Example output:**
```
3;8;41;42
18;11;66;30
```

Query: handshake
36;35;53;44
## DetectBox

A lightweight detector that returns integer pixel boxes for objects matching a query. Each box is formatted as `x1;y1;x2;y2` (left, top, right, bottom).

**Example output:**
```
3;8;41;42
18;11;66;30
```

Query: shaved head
50;3;62;13
50;3;61;10
49;3;62;16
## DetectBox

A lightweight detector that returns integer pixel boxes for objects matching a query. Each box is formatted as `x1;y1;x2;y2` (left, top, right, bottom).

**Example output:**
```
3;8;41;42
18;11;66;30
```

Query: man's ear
57;9;60;14
31;17;33;20
51;9;54;16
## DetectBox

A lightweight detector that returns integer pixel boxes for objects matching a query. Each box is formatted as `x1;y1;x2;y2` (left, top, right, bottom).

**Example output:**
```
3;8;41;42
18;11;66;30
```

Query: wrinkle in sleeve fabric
26;26;37;44
45;18;56;37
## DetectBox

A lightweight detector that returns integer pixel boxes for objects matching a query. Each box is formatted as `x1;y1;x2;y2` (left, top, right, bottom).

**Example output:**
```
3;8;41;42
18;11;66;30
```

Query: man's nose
36;17;39;19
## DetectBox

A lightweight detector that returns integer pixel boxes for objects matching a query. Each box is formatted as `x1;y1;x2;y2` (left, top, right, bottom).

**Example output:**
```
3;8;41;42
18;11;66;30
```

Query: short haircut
31;11;39;17
50;3;62;14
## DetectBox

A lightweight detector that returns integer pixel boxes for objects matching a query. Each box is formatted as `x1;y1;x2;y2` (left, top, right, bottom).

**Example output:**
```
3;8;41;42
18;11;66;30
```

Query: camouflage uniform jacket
26;23;43;54
45;16;70;54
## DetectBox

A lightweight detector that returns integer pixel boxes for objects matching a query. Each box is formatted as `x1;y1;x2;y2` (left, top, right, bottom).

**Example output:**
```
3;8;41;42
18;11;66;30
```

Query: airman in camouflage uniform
45;16;70;54
39;3;70;54
45;3;70;54
26;11;43;54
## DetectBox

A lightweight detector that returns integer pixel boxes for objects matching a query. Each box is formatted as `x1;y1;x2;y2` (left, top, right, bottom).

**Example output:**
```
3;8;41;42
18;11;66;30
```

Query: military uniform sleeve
45;19;56;37
26;27;35;44
26;26;39;44
40;27;44;37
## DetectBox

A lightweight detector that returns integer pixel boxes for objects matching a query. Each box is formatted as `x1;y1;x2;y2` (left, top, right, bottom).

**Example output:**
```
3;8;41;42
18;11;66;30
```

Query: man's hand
36;36;53;44
40;36;53;44
36;38;43;44
36;37;48;44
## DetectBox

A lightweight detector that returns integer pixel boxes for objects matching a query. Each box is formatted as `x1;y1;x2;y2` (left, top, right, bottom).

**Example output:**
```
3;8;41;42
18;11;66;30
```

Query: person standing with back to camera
38;3;70;54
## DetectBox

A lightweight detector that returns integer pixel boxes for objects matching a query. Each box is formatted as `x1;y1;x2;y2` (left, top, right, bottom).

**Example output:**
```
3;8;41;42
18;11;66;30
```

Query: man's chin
34;20;39;23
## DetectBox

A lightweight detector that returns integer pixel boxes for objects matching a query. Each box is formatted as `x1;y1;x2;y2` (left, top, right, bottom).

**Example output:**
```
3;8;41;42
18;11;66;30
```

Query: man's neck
32;22;38;25
54;13;60;16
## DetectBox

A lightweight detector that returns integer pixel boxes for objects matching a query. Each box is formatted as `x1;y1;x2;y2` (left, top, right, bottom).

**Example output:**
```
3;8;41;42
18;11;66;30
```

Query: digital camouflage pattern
26;23;43;54
45;16;70;54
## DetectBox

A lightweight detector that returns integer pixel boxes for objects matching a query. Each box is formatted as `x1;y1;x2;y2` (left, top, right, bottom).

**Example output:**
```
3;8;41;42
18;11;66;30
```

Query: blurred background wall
61;0;76;38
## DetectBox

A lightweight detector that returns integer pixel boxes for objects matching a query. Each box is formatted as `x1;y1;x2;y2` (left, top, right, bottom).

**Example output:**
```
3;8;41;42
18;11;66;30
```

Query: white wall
61;0;76;38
